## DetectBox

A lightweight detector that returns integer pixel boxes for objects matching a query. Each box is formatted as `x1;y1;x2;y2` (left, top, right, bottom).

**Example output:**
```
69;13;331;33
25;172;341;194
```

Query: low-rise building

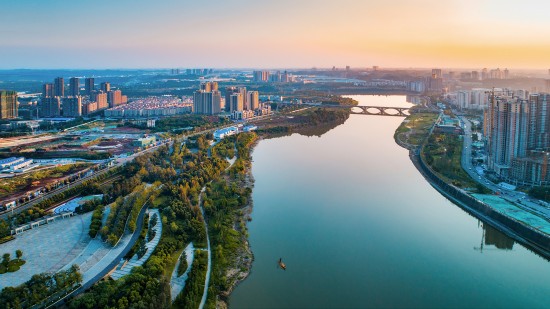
231;110;255;120
132;136;157;147
214;127;238;140
10;159;34;172
243;125;257;132
0;157;25;170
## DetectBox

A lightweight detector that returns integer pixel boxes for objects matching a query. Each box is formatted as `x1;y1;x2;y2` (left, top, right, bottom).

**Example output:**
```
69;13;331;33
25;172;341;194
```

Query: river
230;95;550;308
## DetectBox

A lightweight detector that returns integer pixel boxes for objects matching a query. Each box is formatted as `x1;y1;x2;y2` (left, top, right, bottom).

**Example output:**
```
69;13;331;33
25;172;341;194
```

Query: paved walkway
170;243;195;301
0;212;92;290
198;186;212;309
111;209;162;279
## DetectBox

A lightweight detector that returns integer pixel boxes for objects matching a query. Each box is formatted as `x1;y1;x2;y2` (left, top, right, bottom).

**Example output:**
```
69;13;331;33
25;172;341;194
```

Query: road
3;113;279;220
0;139;172;220
459;116;550;220
49;199;150;307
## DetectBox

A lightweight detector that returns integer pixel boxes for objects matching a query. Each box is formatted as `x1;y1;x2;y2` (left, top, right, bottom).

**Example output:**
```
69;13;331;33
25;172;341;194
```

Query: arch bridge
349;106;410;116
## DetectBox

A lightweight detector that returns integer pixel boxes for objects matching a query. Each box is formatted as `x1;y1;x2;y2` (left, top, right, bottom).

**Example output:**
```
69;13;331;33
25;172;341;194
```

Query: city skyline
2;0;550;69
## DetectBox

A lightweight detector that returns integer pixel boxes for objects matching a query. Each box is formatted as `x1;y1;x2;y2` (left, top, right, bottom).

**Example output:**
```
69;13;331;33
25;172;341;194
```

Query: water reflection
231;95;550;308
474;221;515;252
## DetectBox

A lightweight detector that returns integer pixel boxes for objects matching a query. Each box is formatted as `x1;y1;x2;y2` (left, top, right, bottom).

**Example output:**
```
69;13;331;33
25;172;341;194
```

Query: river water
230;95;550;308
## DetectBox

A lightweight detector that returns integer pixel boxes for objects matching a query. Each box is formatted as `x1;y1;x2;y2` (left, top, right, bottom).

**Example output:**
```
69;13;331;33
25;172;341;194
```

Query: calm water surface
230;95;550;308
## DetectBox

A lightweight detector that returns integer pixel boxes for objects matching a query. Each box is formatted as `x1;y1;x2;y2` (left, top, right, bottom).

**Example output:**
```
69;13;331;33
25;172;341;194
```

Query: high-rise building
62;96;82;117
471;71;480;80
269;71;282;82
101;82;111;93
82;101;98;115
229;93;244;112
238;87;247;109
0;90;18;119
91;91;108;110
107;90;124;107
526;93;550;150
481;68;488;80
281;71;293;83
485;95;529;176
427;73;443;92
224;87;239;112
504;68;510;79
545;80;550;93
84;78;95;95
200;81;218;92
54;77;64;97
431;69;442;78
40;97;61;117
490;68;502;79
456;91;471;109
193;82;221;115
42;83;54;98
69;77;80;97
253;71;270;82
485;93;550;183
247;91;259;110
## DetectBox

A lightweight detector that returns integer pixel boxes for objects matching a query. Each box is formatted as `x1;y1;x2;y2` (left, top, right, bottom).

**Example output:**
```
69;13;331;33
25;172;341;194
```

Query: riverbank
394;112;550;260
217;111;353;307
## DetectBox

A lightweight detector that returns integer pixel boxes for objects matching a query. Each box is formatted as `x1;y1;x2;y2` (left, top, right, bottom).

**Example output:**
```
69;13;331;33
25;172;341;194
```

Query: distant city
3;65;550;308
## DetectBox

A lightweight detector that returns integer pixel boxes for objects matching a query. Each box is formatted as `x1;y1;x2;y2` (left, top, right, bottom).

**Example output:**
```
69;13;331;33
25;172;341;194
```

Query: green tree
15;250;22;260
0;220;10;238
2;253;10;266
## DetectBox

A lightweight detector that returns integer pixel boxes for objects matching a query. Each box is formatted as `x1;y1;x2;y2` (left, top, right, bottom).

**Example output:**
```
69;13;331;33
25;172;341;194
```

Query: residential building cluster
407;68;513;94
451;88;529;110
0;90;18;120
104;96;192;118
252;70;295;83
484;92;550;185
194;82;271;119
193;82;222;115
407;69;444;93
186;68;213;75
40;77;128;118
448;68;510;81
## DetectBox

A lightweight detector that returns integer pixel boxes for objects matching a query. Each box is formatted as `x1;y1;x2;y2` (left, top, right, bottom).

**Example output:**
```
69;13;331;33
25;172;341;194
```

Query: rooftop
472;194;550;235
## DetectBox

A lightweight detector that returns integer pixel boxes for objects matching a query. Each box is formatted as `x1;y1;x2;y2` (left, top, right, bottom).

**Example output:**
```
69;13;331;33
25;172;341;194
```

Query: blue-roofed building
214;126;238;140
0;157;25;170
243;125;257;132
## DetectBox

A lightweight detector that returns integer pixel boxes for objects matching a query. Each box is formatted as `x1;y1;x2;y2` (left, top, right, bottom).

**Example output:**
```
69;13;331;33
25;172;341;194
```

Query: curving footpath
170;242;195;301
198;186;212;309
50;202;149;307
111;209;162;280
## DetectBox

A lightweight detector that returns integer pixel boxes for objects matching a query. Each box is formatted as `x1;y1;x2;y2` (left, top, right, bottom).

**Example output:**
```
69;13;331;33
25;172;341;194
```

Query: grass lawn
152;195;169;208
394;113;439;147
423;133;478;189
163;244;185;279
0;259;26;274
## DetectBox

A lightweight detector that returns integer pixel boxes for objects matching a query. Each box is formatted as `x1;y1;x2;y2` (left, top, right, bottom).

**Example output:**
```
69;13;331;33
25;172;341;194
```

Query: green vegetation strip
0;265;82;308
173;250;208;309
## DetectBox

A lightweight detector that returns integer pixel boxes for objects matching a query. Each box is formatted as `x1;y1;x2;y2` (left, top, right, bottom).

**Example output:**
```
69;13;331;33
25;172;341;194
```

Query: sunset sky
1;0;550;69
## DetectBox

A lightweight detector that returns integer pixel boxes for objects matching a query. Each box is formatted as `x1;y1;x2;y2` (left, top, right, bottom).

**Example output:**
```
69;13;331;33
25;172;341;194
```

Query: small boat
278;258;286;270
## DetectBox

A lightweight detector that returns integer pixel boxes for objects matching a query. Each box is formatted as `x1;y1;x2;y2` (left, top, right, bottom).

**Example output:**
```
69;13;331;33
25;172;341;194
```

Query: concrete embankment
410;150;550;260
